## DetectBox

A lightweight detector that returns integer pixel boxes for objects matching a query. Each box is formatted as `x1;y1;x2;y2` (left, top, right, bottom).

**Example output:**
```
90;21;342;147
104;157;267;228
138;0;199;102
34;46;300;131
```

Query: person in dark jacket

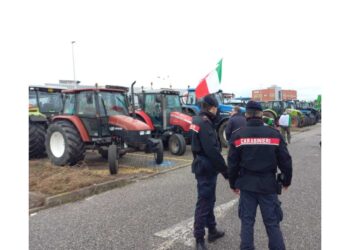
225;105;247;141
227;101;292;250
190;94;228;250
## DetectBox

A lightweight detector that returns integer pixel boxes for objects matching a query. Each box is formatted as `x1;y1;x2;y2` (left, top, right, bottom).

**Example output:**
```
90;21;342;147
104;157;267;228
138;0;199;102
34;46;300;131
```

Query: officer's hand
283;186;288;191
232;189;240;195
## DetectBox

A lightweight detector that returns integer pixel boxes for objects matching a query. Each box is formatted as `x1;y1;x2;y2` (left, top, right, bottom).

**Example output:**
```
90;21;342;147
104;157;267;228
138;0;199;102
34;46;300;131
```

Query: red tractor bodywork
134;110;155;130
109;115;151;131
169;111;192;132
52;115;91;142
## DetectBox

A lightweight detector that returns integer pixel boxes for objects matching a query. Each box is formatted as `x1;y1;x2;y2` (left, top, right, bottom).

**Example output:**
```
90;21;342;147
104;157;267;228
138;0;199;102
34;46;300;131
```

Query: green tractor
29;86;64;159
261;100;304;128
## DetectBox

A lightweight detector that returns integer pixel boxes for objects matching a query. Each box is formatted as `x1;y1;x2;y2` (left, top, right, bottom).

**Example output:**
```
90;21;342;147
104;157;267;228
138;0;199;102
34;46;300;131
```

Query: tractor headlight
140;131;145;135
109;126;115;131
146;131;151;135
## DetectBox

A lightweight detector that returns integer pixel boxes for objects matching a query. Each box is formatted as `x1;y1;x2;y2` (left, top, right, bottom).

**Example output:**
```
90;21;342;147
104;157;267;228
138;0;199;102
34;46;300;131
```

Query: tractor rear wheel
299;116;306;127
169;133;186;156
45;121;85;166
108;144;119;175
154;140;164;164
218;120;229;148
29;122;46;159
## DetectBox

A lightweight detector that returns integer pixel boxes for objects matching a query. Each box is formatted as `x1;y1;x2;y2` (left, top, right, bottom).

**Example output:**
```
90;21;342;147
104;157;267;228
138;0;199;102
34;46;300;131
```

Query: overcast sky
2;0;349;100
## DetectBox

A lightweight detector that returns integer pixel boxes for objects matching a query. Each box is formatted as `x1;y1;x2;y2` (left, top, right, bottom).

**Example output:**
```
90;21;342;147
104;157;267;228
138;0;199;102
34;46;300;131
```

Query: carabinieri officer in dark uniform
228;101;292;250
190;94;228;250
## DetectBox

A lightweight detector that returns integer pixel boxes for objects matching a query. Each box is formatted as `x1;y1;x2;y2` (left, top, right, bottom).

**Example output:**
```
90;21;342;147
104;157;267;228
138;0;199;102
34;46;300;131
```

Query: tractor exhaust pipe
131;81;136;118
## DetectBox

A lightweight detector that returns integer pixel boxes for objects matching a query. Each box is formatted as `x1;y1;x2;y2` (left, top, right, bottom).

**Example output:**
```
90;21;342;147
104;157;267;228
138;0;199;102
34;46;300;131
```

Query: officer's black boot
195;239;208;250
208;228;225;243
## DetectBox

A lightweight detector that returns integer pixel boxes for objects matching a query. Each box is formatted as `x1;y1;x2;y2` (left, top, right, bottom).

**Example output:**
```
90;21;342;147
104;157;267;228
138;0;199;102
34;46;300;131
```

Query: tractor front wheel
154;140;164;164
108;144;119;175
169;133;186;156
45;121;85;166
218;120;229;148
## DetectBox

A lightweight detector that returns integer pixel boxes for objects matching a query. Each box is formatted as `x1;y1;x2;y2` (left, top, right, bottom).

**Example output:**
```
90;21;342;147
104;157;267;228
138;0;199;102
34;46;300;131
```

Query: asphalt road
30;124;321;250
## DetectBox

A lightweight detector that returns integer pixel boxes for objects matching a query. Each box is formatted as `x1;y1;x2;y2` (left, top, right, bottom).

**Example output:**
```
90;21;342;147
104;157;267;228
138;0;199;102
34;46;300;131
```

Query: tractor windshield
37;91;63;113
186;91;196;105
29;90;37;107
259;102;268;109
165;94;182;112
285;101;296;109
98;92;129;116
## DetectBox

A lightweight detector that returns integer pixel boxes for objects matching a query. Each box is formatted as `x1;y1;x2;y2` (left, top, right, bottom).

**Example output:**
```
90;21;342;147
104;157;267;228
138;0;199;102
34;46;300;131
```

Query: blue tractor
181;88;245;147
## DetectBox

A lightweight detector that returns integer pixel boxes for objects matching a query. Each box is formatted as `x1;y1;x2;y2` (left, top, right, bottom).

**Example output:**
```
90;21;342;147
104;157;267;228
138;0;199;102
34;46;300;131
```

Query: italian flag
195;59;222;99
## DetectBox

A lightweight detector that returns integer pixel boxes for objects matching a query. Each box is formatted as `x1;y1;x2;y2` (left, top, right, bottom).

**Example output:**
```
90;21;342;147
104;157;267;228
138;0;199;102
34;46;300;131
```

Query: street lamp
71;41;76;85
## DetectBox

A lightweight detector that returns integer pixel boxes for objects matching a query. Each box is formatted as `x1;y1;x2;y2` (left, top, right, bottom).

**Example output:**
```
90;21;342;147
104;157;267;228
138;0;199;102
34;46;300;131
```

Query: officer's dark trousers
239;190;285;250
193;174;218;240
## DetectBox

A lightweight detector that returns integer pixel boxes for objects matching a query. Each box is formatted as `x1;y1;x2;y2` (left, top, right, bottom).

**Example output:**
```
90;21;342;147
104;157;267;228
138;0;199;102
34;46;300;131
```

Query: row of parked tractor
29;82;320;175
218;93;321;128
29;82;194;175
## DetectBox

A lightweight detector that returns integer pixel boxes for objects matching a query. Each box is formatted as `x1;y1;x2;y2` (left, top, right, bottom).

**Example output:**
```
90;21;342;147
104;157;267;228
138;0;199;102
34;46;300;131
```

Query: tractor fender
182;105;200;116
52;115;90;142
29;115;47;123
134;110;155;131
182;107;198;116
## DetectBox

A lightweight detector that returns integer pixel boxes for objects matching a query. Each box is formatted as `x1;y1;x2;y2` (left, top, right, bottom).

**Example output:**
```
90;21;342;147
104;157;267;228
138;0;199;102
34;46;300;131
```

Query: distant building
280;89;297;101
252;85;297;101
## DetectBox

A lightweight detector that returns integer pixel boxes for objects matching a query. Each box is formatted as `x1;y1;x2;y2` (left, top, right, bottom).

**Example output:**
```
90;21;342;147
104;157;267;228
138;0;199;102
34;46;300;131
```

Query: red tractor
131;83;192;156
45;85;164;175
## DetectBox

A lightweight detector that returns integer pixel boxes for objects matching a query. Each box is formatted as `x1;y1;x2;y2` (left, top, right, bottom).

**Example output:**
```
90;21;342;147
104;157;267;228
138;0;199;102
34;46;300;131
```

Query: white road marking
154;199;238;250
30;213;37;217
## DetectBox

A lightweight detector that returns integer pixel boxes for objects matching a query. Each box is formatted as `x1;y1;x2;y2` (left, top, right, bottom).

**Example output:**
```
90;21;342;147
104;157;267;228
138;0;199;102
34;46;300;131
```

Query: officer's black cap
203;94;218;108
246;101;263;111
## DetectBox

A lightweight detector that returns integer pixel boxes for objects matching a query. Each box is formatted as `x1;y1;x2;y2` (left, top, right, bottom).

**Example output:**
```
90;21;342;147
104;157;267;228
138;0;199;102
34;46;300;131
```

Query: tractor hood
219;104;233;113
219;104;246;114
109;115;151;131
169;111;193;132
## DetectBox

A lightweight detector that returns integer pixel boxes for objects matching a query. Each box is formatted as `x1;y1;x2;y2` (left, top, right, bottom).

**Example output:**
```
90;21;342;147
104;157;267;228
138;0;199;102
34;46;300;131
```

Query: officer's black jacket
225;113;247;141
227;118;292;194
191;111;228;176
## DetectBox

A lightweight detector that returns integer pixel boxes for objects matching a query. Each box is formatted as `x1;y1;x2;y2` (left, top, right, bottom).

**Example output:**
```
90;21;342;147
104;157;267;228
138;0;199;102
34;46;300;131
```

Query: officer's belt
241;169;276;177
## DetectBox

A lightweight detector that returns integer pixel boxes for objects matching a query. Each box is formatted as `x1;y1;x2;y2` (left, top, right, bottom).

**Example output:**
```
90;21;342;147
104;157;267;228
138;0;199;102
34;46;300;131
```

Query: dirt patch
29;158;155;196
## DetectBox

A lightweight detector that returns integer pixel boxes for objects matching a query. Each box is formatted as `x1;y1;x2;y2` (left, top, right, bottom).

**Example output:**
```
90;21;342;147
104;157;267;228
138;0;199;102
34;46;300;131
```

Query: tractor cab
136;89;185;131
29;86;64;118
132;86;192;156
214;90;246;114
61;86;151;144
